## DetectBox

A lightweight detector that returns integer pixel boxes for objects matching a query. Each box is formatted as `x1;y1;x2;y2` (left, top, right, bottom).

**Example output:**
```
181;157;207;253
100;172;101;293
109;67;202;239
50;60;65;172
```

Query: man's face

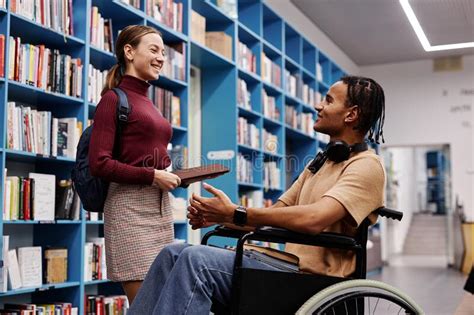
313;81;352;136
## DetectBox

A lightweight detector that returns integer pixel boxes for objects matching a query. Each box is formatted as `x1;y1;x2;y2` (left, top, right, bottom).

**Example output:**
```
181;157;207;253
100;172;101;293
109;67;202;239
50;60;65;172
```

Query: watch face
233;207;247;226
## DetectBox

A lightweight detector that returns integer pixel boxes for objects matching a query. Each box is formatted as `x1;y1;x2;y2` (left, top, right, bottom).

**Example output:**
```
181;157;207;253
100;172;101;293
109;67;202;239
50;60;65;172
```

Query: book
244;243;299;266
7;249;22;290
0;236;9;292
28;173;55;221
172;164;229;188
44;248;68;284
17;247;42;288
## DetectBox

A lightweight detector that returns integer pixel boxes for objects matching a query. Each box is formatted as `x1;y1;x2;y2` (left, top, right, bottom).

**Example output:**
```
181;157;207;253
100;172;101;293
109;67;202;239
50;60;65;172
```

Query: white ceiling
290;0;474;66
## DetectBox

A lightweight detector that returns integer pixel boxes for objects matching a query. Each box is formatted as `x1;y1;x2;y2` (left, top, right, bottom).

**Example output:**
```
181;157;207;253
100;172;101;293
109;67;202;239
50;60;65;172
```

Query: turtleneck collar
119;75;150;95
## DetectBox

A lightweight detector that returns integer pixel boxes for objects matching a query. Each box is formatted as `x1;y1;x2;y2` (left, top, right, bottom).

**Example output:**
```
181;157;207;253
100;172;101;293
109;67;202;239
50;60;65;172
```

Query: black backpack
71;88;130;213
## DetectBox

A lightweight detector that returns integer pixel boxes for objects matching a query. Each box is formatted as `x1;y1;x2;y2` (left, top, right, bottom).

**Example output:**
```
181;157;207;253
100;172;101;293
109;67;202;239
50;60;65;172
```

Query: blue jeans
129;243;288;314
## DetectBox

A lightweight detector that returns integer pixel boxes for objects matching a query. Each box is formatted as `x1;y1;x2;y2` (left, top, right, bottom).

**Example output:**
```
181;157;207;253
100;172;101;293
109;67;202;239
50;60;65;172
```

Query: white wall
264;0;359;75
361;55;474;220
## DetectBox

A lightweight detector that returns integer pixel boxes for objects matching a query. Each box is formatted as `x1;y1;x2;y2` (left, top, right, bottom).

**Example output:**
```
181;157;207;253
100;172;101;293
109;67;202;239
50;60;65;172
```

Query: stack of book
150;86;181;126
261;52;281;87
146;0;183;33
6;102;81;158
237;117;260;149
238;41;256;73
11;0;75;36
263;129;278;154
190;10;206;46
316;63;323;82
262;90;280;121
237;153;253;184
284;69;302;99
5;245;43;290
84;238;107;282
264;161;281;190
299;112;315;136
302;83;316;107
44;248;68;284
86;295;128;315
237;79;251;110
162;43;186;81
90;7;114;52
8;37;83;97
88;65;108;104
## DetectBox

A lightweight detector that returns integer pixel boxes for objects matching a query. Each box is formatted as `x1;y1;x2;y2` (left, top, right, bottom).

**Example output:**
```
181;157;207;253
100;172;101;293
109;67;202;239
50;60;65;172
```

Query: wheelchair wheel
295;279;424;315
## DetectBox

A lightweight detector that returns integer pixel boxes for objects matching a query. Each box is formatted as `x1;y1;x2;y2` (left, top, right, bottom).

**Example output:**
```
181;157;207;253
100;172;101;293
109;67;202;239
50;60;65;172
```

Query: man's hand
189;183;237;225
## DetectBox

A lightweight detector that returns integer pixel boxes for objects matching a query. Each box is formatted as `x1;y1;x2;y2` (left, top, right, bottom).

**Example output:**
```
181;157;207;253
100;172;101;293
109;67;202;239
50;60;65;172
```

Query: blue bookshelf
0;0;347;309
0;0;191;311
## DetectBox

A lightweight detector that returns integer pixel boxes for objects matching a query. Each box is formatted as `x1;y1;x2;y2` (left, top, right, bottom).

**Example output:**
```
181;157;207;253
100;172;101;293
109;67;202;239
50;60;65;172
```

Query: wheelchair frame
201;207;403;315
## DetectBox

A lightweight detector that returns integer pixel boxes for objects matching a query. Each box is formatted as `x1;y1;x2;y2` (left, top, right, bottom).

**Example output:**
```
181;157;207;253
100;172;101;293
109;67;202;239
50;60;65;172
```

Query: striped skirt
104;182;174;282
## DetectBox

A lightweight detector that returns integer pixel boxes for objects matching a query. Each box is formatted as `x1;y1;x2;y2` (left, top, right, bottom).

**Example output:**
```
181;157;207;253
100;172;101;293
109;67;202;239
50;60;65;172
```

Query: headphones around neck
307;141;368;174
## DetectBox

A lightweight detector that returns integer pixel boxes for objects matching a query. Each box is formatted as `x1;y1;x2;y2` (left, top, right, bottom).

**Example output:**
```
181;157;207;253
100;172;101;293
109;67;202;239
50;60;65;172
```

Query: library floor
368;255;472;315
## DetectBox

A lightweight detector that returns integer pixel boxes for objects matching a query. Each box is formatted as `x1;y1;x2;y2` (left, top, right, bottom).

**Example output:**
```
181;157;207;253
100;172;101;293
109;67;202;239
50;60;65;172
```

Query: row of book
264;161;281;190
316;63;323;82
90;6;114;53
237;79;251;110
0;303;77;315
261;52;282;87
302;84;317;107
262;90;280;121
237;117;260;149
3;172;80;221
9;36;83;98
84;238;106;282
237;153;254;184
263;129;278;154
150;86;181;126
238;191;274;208
146;0;184;33
285;105;315;136
0;35;5;77
1;237;68;292
237;41;257;74
86;295;129;315
162;42;186;82
167;144;188;171
88;65;108;104
11;0;75;36
6;102;81;158
285;70;303;99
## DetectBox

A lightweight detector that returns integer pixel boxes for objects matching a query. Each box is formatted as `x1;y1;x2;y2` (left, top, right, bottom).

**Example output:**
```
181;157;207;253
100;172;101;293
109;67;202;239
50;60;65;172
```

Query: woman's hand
153;170;181;191
189;183;237;224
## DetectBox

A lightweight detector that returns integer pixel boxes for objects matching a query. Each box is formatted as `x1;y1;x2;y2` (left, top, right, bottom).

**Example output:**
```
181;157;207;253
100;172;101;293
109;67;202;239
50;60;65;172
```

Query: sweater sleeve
88;90;155;185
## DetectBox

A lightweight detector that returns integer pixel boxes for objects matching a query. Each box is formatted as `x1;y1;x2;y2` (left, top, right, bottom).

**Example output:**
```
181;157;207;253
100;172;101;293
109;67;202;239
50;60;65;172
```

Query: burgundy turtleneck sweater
89;75;172;185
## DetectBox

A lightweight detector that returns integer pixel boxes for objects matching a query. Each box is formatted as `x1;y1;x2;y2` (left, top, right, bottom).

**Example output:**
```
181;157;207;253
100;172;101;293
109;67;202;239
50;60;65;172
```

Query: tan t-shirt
278;149;385;277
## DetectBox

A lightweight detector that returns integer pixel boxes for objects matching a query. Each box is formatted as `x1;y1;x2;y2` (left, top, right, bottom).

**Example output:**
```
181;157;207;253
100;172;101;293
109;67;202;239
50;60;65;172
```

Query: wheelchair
202;207;424;314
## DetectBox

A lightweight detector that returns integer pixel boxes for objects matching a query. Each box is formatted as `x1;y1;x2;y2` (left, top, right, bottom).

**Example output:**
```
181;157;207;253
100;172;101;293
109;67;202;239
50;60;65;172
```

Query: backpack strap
111;87;130;158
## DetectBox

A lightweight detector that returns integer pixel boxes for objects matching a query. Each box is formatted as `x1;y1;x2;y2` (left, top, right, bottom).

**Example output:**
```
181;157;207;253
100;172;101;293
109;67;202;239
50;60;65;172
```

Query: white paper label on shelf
207;150;235;160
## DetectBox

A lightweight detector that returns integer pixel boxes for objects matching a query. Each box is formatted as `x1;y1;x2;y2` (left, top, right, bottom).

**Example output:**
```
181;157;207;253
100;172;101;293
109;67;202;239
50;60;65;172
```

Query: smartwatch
233;205;247;226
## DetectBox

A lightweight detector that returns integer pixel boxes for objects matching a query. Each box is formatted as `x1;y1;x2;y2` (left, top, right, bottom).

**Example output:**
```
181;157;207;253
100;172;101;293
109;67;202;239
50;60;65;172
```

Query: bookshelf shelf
301;103;317;113
238;144;261;155
3;220;81;225
145;17;188;43
84;279;110;286
86;221;104;225
318;80;330;90
238;68;261;86
285;56;300;72
0;281;81;297
263;151;283;159
263;116;282;128
302;68;315;80
262;81;283;95
109;0;145;19
8;80;84;107
174;220;188;225
4;149;76;164
238;106;261;120
89;46;116;70
285;125;315;142
172;125;188;133
238;22;260;45
192;0;234;25
284;94;300;105
190;41;235;68
238;182;263;190
9;13;85;47
153;75;188;91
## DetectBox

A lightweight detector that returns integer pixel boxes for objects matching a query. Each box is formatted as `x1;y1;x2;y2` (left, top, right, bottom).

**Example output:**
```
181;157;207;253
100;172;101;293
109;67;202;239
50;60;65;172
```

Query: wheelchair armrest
201;225;249;245
253;226;361;251
375;207;403;221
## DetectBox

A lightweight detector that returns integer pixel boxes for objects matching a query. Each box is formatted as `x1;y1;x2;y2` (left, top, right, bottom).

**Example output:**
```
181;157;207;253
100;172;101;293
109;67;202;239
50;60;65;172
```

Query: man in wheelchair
129;76;387;314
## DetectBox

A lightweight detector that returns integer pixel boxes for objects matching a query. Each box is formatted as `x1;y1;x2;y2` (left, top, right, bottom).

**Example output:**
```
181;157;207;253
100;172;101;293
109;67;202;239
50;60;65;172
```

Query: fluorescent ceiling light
399;0;474;52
